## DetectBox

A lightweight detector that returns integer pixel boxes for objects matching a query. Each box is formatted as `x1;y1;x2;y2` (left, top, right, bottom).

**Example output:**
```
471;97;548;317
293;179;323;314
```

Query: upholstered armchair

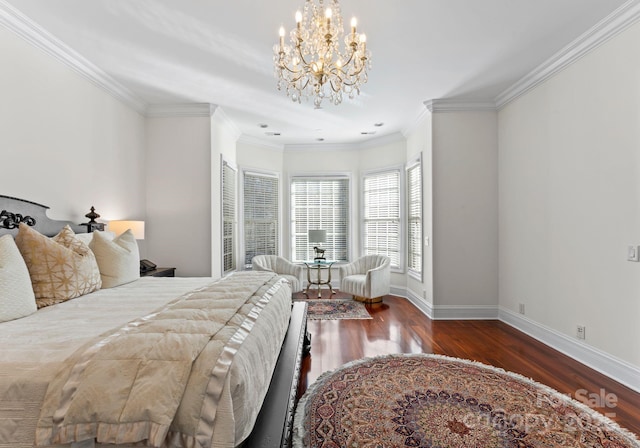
338;255;391;303
251;255;305;293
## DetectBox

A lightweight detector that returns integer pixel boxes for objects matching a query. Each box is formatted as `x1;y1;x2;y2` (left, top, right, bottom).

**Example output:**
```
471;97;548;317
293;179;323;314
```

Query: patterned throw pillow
15;224;102;308
89;229;140;288
0;234;37;322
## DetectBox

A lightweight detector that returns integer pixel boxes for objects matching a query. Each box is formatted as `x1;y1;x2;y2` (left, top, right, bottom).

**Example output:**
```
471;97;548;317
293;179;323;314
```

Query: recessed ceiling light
259;123;268;128
361;131;377;135
374;122;384;127
265;131;281;136
317;138;325;142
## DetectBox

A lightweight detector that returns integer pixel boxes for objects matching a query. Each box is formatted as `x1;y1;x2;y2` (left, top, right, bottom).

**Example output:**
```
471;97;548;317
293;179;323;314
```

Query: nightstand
140;267;176;277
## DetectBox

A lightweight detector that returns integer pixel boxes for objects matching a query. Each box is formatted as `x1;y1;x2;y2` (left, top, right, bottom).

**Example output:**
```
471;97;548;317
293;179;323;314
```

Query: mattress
0;273;292;448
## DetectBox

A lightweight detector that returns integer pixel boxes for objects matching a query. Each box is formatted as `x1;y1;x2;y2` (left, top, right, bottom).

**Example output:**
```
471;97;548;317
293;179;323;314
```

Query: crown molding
284;131;405;152
0;0;147;114
424;99;497;113
402;105;430;138
496;0;640;108
212;107;242;141
284;141;361;152
146;103;217;118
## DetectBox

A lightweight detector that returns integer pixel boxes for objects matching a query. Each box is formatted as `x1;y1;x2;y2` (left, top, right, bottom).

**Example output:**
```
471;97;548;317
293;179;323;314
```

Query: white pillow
75;230;115;246
0;234;37;322
89;229;140;288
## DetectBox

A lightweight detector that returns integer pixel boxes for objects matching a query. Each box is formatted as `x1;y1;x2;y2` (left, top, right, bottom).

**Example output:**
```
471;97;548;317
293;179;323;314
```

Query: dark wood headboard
0;195;88;237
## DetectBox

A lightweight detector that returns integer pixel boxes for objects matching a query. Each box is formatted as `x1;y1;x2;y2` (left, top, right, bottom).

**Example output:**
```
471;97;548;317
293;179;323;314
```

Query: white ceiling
6;0;630;146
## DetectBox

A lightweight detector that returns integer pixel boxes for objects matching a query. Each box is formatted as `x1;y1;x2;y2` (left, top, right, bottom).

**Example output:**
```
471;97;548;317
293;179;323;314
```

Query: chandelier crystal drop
273;0;372;108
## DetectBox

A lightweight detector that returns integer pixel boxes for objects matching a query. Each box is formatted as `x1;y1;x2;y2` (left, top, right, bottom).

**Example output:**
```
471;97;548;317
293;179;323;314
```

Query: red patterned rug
299;299;372;320
293;354;639;447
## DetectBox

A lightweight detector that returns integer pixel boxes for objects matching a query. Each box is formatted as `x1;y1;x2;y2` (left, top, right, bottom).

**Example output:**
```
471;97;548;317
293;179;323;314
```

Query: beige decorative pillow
15;224;102;308
0;235;37;322
89;229;140;288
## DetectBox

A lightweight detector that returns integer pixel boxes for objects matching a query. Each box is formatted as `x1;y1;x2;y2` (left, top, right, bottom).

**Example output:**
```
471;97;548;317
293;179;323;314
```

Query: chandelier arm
281;64;305;76
343;60;367;79
339;52;356;68
341;70;367;87
284;70;309;87
294;42;313;67
328;79;342;93
326;65;345;80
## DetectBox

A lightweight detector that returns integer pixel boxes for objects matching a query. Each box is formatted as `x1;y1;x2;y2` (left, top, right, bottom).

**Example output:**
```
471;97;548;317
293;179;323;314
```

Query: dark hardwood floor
295;290;640;437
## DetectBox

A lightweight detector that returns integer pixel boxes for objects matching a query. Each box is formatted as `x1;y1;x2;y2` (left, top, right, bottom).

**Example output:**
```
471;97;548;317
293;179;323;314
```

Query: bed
0;195;309;448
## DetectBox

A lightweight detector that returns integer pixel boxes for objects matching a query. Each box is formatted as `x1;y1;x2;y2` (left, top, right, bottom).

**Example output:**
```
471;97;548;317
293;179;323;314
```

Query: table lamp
108;220;145;239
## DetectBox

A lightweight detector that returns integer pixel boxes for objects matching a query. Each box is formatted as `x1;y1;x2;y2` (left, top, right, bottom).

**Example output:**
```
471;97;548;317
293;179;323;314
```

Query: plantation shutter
222;160;236;274
363;169;400;268
243;172;279;267
407;160;422;275
291;177;349;262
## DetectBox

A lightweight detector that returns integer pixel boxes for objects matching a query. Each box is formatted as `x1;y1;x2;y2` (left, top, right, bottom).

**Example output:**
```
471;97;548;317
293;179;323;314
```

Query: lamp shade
108;220;145;240
308;229;326;244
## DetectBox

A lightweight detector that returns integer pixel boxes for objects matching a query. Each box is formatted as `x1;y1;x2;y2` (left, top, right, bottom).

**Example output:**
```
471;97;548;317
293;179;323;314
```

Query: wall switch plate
576;325;586;340
628;246;640;262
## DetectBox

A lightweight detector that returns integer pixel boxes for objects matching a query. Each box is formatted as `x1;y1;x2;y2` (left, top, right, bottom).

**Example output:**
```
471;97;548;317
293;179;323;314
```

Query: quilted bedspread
0;272;291;448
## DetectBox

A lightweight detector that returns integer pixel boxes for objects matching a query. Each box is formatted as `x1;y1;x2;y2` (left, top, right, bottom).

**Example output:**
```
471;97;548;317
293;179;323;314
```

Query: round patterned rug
292;354;639;447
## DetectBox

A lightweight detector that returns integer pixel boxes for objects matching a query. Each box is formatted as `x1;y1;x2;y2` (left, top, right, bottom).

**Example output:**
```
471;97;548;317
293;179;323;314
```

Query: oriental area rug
292;354;640;448
301;299;372;320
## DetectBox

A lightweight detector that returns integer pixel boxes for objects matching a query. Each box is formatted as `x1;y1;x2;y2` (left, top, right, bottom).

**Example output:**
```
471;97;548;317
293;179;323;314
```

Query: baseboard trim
432;305;499;320
499;307;640;393
395;286;433;319
390;287;640;393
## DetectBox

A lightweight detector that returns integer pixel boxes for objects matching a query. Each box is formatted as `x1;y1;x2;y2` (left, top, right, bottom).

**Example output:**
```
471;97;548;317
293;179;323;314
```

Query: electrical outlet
518;303;525;315
576;325;586;340
628;246;640;262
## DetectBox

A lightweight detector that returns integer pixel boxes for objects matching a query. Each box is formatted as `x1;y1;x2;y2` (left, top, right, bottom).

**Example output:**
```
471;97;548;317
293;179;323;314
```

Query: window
407;159;422;276
222;160;236;274
243;171;279;268
290;177;349;262
362;169;401;268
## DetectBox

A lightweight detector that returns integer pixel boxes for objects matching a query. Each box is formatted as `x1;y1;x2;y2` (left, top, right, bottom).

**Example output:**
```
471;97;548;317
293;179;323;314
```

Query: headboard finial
85;206;100;224
81;206;105;232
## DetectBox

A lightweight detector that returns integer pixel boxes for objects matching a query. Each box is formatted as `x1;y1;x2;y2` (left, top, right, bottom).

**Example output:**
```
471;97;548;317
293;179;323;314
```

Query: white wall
498;20;640;367
405;112;433;306
145;116;212;277
211;110;239;278
358;137;407;172
0;26;145;227
432;111;499;311
237;140;284;172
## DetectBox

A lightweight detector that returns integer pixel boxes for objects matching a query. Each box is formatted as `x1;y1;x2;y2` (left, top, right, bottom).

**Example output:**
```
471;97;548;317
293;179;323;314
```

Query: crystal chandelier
274;0;371;108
